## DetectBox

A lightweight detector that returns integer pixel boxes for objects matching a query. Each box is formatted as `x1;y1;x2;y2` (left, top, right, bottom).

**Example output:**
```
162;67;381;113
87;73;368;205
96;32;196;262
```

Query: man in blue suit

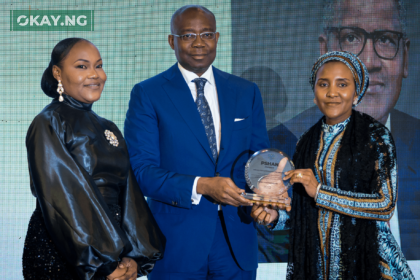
124;5;269;279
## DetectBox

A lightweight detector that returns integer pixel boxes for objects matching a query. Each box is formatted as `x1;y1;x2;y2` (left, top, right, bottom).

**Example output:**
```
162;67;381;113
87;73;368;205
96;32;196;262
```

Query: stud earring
353;94;358;106
57;80;64;102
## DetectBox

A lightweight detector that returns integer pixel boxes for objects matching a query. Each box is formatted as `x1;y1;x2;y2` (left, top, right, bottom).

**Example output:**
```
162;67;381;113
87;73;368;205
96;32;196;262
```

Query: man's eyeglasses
325;27;405;60
171;32;218;42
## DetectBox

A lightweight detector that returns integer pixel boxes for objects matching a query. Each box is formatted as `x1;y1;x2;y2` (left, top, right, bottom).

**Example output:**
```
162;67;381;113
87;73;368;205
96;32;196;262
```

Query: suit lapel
214;67;236;165
162;64;216;163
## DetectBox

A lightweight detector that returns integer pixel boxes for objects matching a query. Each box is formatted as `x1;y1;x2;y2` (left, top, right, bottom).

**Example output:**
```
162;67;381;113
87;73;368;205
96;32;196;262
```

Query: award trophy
241;148;294;206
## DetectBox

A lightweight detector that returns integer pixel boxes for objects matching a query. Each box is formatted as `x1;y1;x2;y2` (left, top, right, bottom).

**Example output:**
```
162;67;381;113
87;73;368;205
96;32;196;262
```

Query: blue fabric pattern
272;209;290;231
318;118;348;279
193;78;218;161
316;122;397;221
316;118;413;279
274;117;414;279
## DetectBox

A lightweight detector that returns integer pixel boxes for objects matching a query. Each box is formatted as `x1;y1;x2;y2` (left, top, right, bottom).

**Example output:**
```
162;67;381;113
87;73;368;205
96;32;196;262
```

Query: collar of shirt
178;63;216;100
385;113;391;131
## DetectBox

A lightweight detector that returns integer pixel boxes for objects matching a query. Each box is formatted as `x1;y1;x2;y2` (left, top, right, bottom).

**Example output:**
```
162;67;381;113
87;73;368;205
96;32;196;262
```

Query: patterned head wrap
309;51;369;107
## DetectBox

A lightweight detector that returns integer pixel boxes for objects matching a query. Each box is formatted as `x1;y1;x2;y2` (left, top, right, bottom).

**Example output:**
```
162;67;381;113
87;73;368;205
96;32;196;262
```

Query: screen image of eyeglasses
326;27;405;59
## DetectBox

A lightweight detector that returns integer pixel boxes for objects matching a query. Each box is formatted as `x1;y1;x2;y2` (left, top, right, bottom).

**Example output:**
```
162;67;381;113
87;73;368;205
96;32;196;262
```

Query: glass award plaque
242;148;294;206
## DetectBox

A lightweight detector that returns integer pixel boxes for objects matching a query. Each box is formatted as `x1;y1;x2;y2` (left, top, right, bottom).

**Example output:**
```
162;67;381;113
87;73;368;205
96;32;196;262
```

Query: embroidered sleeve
271;210;291;231
315;131;397;221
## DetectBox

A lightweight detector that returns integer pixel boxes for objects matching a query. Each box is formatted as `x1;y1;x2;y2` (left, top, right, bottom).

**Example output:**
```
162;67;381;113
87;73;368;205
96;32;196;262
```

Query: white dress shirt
386;113;401;247
178;63;221;205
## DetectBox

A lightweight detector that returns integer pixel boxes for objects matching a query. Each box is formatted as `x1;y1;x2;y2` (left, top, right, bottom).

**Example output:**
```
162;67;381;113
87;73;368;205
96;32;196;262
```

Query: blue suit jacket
390;109;420;260
124;64;269;272
269;106;420;260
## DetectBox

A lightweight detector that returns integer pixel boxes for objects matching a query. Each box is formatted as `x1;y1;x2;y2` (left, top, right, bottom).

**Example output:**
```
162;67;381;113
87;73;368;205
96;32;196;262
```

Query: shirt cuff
191;177;202;205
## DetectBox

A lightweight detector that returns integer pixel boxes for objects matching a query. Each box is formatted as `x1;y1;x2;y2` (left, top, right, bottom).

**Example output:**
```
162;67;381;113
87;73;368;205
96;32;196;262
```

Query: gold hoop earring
57;80;64;102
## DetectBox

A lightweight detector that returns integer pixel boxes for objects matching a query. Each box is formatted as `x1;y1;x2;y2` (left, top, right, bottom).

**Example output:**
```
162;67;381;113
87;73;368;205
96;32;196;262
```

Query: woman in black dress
22;38;165;280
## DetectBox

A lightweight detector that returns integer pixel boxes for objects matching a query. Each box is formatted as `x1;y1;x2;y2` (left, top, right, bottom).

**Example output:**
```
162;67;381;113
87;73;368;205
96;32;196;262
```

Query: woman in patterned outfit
251;51;414;279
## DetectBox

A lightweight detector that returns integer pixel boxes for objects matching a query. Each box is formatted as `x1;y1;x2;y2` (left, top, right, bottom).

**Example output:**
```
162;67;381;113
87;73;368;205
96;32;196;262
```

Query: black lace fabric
22;204;122;280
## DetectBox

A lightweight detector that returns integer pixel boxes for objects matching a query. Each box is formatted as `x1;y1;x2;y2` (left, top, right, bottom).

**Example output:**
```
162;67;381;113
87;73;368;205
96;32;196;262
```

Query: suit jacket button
172;201;177;206
215;172;220;177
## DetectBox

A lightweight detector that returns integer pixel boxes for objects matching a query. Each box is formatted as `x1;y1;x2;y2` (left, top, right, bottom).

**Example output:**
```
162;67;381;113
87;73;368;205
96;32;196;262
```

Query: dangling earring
57;80;64;102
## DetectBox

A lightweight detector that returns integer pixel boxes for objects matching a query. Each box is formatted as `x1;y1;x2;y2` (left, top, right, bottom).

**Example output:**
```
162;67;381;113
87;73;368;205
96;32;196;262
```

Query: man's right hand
197;177;253;207
107;257;137;280
251;204;280;226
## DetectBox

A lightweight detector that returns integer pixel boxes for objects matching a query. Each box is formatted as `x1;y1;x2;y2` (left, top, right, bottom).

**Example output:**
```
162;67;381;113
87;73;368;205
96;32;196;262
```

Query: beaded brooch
104;130;119;147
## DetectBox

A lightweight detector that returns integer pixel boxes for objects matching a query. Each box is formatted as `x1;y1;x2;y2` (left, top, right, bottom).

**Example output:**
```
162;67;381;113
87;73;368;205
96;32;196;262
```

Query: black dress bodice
29;95;128;205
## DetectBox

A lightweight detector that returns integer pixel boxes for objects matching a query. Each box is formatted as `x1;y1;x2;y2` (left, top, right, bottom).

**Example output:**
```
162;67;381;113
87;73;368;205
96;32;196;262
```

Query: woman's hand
107;257;138;280
284;169;319;198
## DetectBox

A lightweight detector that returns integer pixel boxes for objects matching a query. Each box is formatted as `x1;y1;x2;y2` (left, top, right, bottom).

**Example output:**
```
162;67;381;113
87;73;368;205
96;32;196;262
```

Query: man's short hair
170;5;216;33
322;0;407;36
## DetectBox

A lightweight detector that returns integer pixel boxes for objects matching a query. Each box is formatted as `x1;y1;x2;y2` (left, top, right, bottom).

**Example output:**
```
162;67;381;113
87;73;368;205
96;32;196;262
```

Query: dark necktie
193;78;217;161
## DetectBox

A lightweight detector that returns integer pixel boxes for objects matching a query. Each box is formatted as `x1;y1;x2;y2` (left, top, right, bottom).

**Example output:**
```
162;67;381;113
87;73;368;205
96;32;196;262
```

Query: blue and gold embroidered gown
274;117;414;280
